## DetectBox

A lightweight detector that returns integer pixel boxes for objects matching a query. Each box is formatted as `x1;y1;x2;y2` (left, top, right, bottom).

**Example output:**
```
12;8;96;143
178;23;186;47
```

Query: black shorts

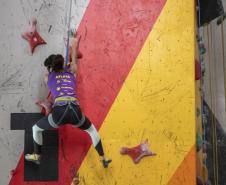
36;102;91;130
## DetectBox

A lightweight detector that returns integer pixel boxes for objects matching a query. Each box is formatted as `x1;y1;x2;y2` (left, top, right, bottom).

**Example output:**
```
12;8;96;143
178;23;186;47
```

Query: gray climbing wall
0;0;89;184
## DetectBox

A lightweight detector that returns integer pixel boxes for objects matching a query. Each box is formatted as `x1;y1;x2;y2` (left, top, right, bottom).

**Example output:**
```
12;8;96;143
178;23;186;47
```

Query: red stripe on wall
9;0;166;184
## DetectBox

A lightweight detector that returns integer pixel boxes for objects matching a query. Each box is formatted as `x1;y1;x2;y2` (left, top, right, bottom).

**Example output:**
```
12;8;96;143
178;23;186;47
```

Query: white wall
0;0;89;184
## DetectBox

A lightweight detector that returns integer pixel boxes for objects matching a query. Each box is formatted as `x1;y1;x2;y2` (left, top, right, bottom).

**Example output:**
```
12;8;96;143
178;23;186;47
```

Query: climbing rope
65;0;73;66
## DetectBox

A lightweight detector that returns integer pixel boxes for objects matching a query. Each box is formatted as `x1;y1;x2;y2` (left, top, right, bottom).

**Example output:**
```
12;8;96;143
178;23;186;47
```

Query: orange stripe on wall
167;146;196;185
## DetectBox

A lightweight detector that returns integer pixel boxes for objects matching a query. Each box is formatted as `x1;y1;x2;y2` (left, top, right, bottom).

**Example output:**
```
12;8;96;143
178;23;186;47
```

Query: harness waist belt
55;96;77;103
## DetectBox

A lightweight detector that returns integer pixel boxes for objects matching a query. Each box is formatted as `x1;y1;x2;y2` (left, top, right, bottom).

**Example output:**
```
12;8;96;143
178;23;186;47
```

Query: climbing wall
77;0;196;184
0;1;89;185
0;0;195;185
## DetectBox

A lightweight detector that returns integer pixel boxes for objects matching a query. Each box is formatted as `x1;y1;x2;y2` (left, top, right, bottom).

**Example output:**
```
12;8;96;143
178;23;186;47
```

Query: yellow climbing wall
78;0;195;184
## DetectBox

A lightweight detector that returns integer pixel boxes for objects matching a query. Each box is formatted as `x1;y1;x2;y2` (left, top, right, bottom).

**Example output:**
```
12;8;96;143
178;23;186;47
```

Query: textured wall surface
1;0;196;185
75;0;195;184
0;1;89;184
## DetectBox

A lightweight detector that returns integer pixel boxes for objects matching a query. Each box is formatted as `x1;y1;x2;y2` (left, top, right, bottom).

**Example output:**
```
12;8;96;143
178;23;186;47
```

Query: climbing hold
102;159;112;168
21;17;46;54
199;43;206;55
72;173;79;185
120;139;156;164
195;60;201;80
196;35;202;42
217;12;226;25
70;165;80;185
10;169;16;176
36;98;53;116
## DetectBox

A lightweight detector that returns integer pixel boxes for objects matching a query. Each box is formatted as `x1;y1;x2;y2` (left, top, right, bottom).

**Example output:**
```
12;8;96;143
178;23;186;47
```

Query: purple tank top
47;71;76;100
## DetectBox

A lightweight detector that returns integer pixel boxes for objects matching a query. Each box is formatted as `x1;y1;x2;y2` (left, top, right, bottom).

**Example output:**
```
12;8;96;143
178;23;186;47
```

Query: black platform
11;113;59;181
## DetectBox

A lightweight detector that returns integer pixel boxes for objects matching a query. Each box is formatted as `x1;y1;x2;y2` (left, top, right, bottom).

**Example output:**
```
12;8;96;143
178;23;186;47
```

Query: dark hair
44;54;64;72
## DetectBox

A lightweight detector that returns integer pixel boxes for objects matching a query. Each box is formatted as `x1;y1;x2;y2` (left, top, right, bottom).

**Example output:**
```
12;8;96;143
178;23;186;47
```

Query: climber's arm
69;37;79;74
44;73;48;84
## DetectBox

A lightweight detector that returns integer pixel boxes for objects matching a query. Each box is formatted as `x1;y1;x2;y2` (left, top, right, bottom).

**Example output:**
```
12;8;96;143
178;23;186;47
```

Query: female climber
25;37;112;168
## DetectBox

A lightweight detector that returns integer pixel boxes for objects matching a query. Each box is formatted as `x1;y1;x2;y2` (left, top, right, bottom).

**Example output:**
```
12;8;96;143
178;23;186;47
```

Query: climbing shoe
101;159;112;168
25;153;41;165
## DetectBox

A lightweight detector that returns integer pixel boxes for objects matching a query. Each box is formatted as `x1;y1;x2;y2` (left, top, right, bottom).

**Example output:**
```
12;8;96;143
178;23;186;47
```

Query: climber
25;37;112;168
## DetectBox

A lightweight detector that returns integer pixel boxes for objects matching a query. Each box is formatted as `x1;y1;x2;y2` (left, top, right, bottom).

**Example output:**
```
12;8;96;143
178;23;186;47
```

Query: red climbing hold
195;60;201;80
120;139;156;164
10;169;16;176
21;17;46;54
